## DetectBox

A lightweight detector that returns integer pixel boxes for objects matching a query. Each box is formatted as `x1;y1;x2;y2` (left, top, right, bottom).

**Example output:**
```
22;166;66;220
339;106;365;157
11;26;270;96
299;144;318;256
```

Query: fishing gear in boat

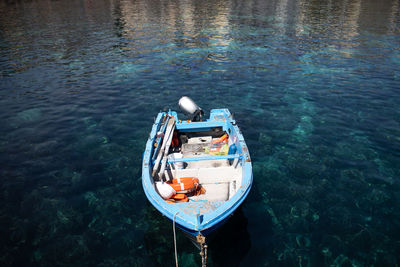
152;117;176;178
158;119;176;181
151;114;169;162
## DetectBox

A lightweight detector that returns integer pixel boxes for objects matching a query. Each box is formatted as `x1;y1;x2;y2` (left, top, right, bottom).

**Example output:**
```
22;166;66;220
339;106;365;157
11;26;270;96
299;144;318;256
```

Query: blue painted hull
142;109;252;240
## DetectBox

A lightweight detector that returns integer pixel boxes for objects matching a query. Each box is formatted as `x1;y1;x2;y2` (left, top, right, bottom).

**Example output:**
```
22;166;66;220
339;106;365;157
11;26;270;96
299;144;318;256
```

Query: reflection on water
0;0;399;266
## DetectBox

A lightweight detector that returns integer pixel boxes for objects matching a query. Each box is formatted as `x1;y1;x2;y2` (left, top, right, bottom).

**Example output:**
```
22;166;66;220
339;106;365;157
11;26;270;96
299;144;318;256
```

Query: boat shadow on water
207;206;251;267
143;204;251;266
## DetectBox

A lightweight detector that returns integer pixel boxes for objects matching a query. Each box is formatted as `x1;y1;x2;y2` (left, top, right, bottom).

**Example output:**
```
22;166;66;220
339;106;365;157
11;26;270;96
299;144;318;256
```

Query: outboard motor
178;96;204;122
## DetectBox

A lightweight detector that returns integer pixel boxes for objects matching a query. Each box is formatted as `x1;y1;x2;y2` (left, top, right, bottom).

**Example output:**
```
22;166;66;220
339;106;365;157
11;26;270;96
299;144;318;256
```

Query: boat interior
155;127;243;202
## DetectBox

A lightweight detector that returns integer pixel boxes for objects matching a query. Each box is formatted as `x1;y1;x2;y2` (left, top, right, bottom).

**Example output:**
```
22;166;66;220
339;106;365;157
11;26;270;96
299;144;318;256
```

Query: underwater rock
82;117;98;128
37;235;90;265
253;158;285;193
367;188;391;205
293;115;314;137
275;244;309;266
71;171;83;187
285;200;315;232
321;247;332;258
332;254;356;267
114;62;145;82
81;133;110;151
290;200;310;219
324;206;356;234
320;235;346;262
258;132;273;155
85;194;99;207
178;252;197;267
20;189;42;216
283;150;322;180
340;168;364;181
287;181;312;199
263;202;283;232
295;234;311;248
57;210;70;225
374;249;398;266
258;132;272;145
9;108;42;128
349;226;372;251
33;250;42;262
9;218;30;245
33;140;59;156
17;108;42;122
312;213;319;222
333;141;368;162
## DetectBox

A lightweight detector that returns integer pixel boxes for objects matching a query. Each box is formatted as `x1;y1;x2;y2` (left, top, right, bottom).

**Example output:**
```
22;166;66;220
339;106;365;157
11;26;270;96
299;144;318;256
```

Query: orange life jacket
167;177;199;193
166;193;189;203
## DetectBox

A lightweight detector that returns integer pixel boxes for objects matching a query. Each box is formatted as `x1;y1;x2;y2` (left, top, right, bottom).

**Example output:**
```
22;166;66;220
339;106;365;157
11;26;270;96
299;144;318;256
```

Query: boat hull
142;109;253;240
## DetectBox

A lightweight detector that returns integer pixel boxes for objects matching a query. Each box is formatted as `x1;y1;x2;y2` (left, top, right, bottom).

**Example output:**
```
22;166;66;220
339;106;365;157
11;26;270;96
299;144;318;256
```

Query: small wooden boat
142;97;252;250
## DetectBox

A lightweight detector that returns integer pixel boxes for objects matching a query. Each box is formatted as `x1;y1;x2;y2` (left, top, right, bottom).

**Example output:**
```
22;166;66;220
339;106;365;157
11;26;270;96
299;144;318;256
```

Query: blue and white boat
142;97;252;248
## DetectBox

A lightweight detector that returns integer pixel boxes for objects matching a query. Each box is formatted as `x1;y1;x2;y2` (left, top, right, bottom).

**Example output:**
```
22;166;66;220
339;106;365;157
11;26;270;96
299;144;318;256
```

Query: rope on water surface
173;212;179;267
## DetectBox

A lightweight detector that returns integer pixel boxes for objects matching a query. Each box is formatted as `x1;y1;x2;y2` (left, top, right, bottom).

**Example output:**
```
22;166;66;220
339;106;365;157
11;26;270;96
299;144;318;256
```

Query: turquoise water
1;0;399;265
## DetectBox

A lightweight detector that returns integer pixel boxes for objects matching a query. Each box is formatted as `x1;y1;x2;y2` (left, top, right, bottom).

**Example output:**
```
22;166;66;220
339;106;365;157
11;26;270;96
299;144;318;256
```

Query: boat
142;97;252;252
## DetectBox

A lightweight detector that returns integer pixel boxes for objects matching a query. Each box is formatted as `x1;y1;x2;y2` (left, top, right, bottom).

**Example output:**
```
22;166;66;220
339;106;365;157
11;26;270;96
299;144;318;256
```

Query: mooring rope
200;242;208;267
173;215;208;267
173;212;179;267
196;233;207;267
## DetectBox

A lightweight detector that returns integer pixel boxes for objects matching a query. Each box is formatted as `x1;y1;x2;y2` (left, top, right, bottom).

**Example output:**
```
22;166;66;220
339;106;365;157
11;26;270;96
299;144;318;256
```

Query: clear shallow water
1;0;399;265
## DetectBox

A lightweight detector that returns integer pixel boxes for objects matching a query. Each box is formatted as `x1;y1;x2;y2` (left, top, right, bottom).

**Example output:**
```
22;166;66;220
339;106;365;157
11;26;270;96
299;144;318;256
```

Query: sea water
0;0;399;265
